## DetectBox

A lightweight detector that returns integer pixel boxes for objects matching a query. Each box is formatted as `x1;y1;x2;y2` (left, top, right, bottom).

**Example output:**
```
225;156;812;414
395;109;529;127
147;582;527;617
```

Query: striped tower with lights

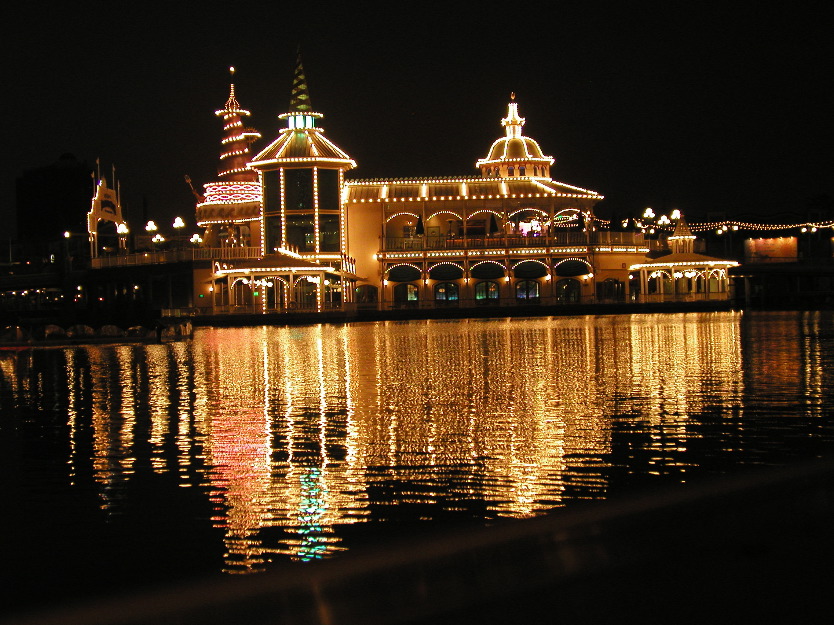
195;67;263;248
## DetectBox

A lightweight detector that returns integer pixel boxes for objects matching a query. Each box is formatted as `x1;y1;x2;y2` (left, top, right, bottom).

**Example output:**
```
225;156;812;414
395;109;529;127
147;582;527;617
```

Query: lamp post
117;223;129;253
173;217;185;250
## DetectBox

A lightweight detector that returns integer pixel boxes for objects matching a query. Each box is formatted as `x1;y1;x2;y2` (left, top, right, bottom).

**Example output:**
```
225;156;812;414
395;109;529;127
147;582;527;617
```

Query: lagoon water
2;310;834;614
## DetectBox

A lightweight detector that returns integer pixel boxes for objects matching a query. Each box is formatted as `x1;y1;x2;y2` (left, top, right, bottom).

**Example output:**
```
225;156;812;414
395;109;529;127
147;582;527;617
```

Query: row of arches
386;258;593;283
387;207;585;241
217;274;346;311
357;278;586;307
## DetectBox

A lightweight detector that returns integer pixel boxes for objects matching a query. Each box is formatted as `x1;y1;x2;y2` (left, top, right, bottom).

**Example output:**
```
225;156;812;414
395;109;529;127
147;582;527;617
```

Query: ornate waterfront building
630;217;738;301
343;94;652;309
193;60;674;314
98;54;740;317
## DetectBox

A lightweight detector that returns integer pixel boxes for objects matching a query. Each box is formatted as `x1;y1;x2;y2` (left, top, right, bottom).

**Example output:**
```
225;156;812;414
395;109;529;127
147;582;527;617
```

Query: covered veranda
208;252;359;314
630;252;739;303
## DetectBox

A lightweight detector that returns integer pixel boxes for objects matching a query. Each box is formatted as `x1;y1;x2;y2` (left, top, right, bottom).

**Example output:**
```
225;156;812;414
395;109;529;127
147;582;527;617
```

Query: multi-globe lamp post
146;220;165;251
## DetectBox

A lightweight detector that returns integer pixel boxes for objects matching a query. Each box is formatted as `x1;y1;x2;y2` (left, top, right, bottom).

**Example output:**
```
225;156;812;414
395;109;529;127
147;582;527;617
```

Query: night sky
4;3;834;237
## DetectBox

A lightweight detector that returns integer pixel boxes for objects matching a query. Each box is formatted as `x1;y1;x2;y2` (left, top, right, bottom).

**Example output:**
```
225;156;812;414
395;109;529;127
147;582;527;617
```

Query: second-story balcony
382;231;658;254
91;246;263;269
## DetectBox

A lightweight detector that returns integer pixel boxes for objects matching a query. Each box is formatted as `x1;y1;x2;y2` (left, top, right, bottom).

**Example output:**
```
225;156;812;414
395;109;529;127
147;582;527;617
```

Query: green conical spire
289;47;312;112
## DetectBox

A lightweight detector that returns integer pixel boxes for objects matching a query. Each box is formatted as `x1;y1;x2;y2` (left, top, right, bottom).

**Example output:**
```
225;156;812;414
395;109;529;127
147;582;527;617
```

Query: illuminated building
199;55;360;313
629;217;738;302
68;55;738;318
195;58;693;314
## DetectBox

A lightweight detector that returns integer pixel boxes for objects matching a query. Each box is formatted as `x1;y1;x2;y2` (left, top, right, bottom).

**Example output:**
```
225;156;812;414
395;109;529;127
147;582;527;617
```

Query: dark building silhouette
15;153;94;259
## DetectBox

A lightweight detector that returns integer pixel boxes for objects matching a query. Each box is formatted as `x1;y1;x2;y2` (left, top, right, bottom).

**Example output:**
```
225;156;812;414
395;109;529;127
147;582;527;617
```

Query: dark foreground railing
6;458;834;625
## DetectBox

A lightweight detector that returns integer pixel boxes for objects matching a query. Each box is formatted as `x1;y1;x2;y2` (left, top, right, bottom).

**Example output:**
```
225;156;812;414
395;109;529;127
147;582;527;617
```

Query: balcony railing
91;247;262;268
382;231;655;253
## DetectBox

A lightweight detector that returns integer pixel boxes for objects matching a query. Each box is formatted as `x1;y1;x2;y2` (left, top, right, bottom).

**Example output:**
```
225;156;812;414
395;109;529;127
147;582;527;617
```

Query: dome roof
476;94;554;178
486;136;547;161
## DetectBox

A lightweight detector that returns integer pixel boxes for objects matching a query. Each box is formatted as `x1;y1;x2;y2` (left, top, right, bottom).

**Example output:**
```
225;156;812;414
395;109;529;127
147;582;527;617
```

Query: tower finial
511;91;516;100
224;66;240;111
289;46;313;113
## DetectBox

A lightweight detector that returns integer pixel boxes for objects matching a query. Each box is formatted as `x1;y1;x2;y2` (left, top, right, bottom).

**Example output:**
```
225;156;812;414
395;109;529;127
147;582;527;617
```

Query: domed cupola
476;93;554;179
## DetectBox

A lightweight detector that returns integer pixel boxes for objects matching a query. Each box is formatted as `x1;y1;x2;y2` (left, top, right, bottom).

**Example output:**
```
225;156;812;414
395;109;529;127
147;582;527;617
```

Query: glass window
434;282;459;301
475;281;499;300
555;278;580;303
355;285;378;303
394;283;418;303
515;280;540;300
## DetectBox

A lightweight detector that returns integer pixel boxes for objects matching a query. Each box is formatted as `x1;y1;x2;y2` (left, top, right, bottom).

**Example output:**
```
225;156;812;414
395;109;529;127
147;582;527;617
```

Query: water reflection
2;311;833;579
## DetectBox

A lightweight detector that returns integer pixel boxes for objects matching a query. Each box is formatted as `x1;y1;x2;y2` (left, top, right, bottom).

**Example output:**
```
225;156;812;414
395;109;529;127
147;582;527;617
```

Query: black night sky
4;3;834;236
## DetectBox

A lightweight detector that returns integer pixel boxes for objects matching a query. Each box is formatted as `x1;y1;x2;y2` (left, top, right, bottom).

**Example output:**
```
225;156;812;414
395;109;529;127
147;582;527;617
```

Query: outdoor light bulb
146;220;157;232
64;231;70;238
173;217;185;229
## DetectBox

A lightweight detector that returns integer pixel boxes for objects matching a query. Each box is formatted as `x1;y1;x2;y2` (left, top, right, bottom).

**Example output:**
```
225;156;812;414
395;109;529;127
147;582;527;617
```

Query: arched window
475;281;500;304
434;282;459;305
355;284;378;303
598;278;624;301
515;280;540;302
294;278;318;308
508;166;515;176
393;283;418;307
519;166;526;176
555;278;581;303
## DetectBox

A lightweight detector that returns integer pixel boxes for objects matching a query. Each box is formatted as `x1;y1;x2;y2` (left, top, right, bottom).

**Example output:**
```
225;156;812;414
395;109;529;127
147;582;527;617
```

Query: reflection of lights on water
293;467;331;562
12;312;830;578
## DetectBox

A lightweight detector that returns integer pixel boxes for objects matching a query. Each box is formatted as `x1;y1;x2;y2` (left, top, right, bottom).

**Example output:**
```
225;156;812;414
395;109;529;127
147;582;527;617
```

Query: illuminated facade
193;60;732;315
629;218;738;302
196;67;262;249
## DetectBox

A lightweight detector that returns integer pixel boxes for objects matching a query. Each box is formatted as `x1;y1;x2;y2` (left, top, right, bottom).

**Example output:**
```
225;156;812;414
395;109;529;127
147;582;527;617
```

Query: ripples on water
2;310;833;606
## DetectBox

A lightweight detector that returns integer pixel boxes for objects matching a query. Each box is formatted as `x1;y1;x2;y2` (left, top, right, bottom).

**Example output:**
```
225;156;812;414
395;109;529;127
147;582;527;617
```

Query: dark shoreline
4;300;828;346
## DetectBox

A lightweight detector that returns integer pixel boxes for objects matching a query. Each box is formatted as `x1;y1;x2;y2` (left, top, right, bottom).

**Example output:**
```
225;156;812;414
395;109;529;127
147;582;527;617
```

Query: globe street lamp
117;223;129;253
173;217;185;249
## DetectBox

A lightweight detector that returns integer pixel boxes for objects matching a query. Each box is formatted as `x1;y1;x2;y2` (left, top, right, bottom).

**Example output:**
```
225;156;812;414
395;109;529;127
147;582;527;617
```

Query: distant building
16;153;94;257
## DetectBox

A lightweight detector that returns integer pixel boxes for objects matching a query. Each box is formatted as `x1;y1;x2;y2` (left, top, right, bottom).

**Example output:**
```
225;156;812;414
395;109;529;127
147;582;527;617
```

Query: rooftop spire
502;92;525;138
213;66;260;181
223;66;241;112
289;47;313;113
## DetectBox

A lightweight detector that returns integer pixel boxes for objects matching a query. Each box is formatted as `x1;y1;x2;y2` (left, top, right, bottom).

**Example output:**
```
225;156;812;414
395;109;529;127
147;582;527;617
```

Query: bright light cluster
690;220;834;233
